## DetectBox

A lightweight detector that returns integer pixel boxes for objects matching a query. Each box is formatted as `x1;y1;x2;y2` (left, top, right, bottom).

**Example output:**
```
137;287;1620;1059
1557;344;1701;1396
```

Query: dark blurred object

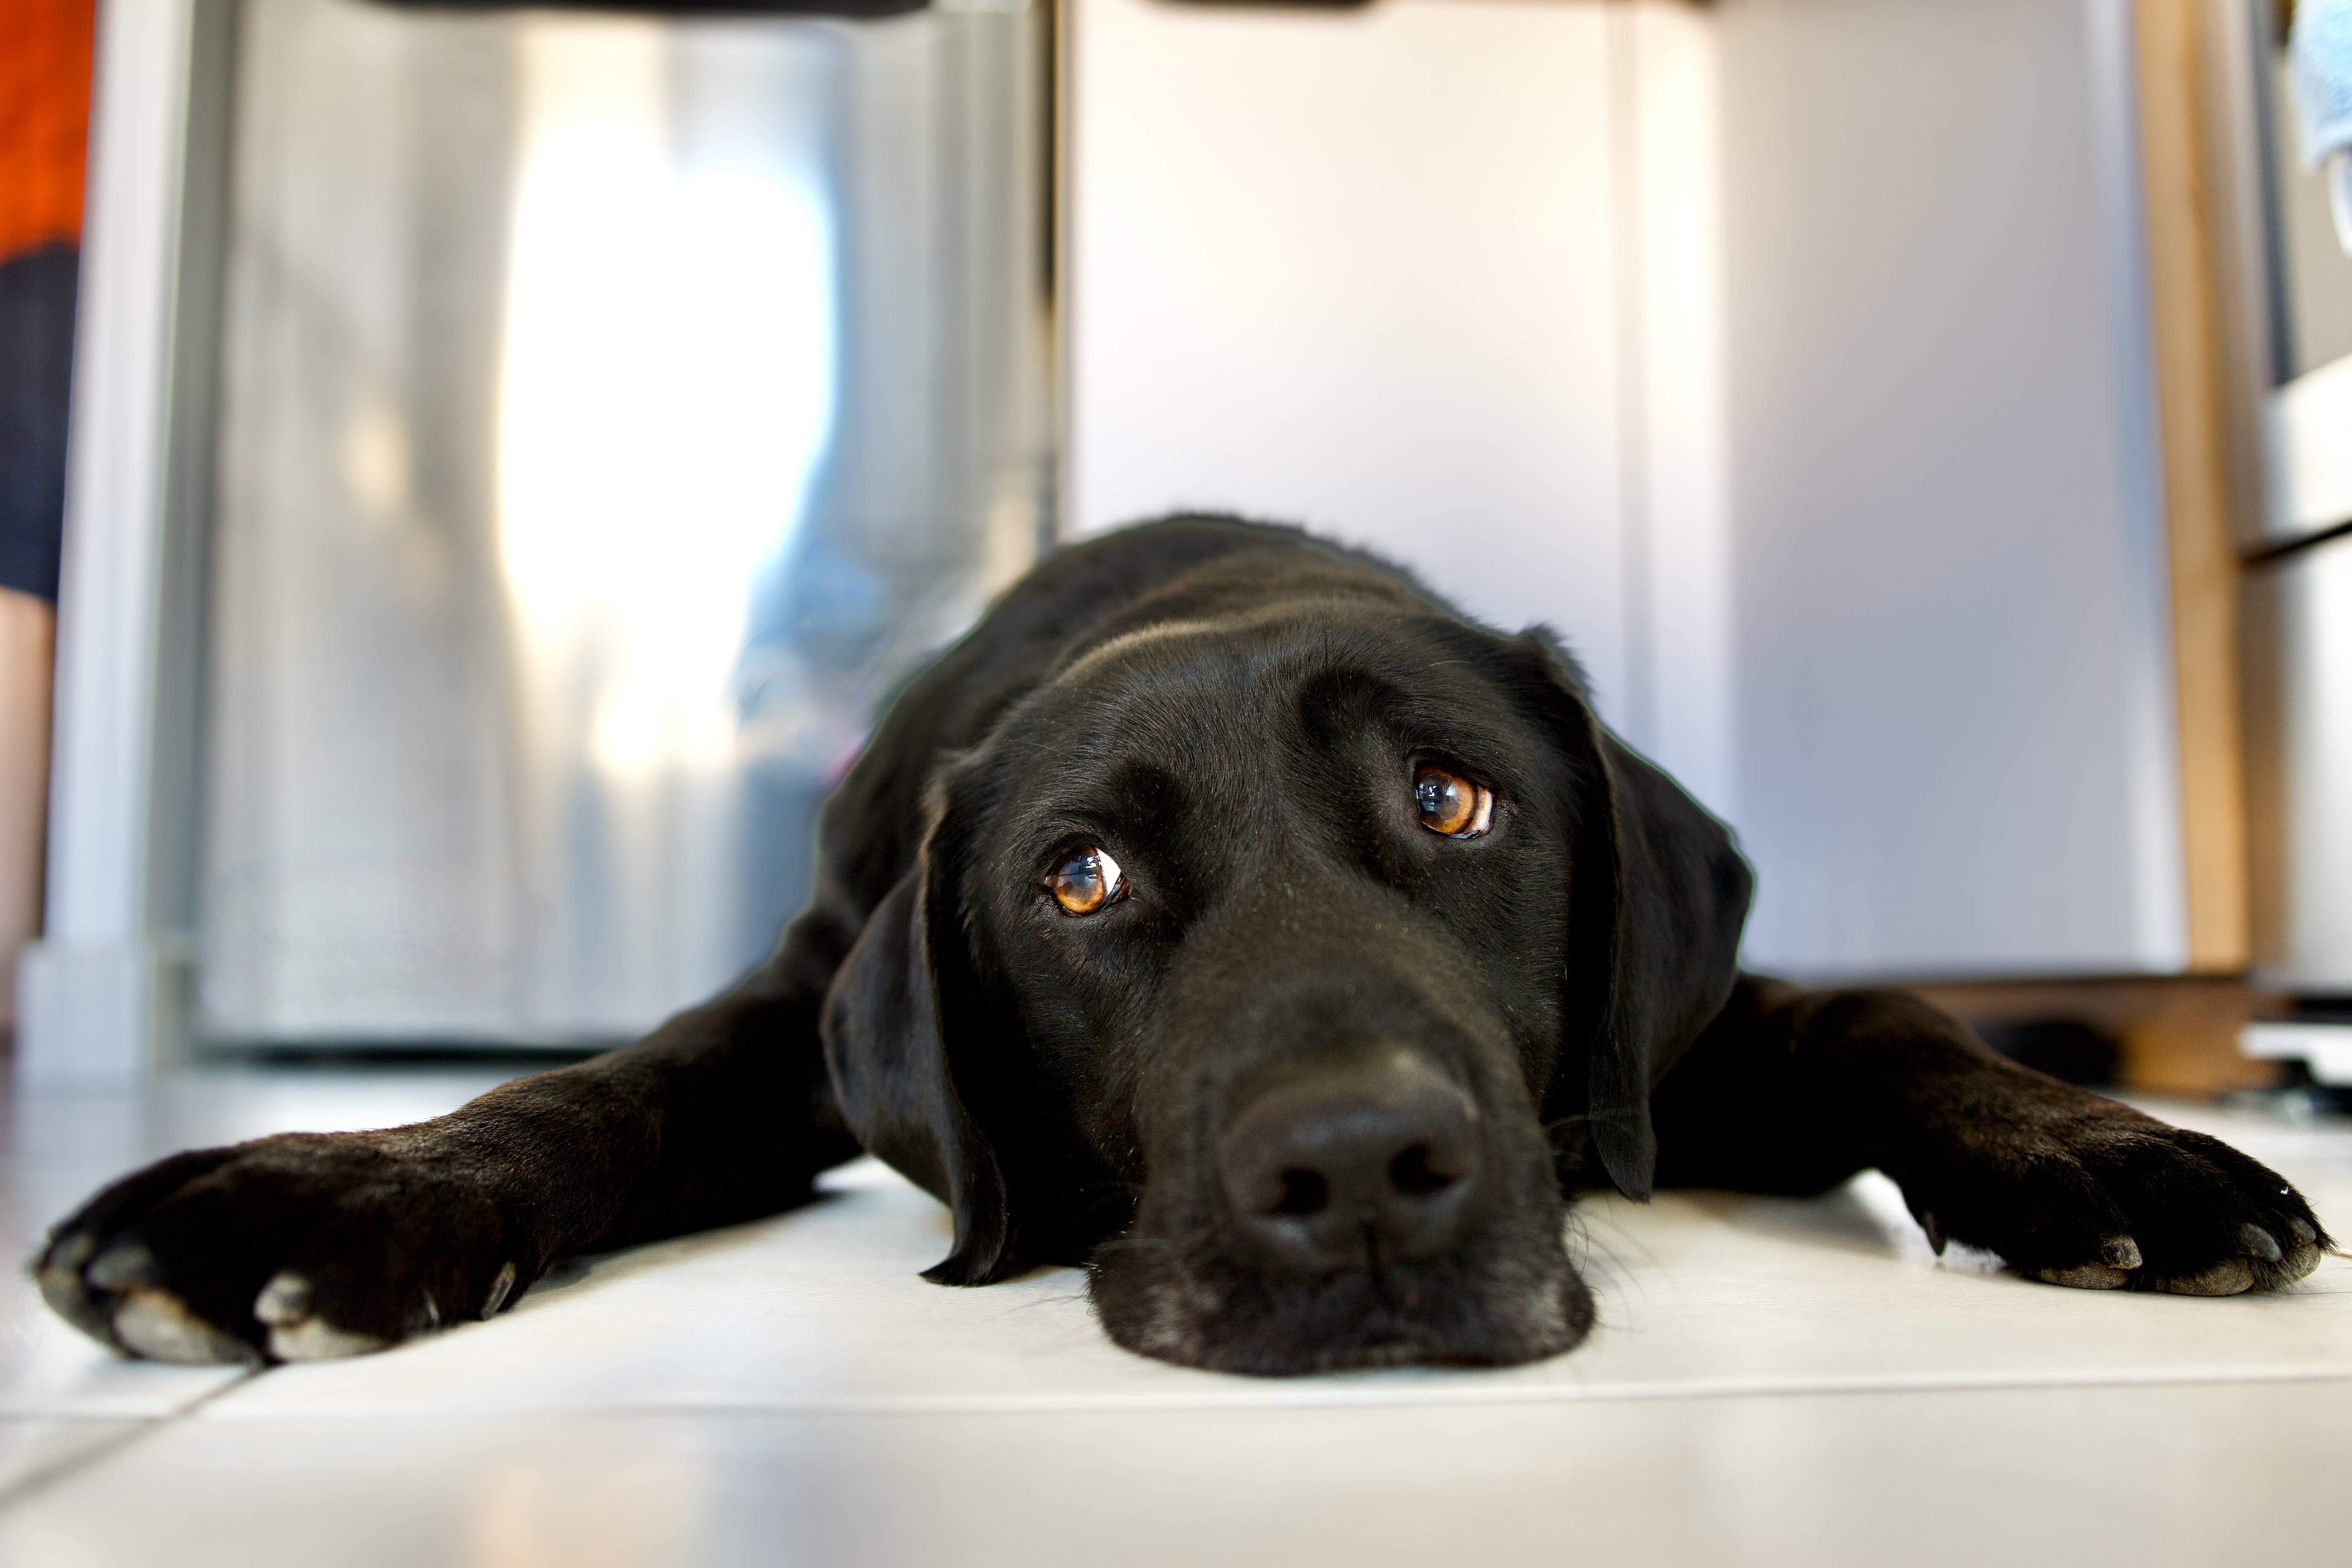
2287;994;2352;1015
2254;999;2352;1105
1906;976;2276;1096
1970;1020;2123;1088
0;241;77;603
2224;1059;2352;1119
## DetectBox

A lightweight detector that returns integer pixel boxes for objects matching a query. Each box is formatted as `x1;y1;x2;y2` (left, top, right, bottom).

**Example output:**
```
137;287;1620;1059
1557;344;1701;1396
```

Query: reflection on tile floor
0;1418;147;1499
3;1064;2349;1564
7;1385;2352;1568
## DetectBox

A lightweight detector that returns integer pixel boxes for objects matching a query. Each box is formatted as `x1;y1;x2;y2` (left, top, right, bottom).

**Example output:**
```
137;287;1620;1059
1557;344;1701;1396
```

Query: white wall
1063;0;1735;819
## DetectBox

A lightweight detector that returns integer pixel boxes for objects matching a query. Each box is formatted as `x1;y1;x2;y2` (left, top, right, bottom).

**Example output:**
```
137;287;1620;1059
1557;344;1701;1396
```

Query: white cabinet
1063;0;2195;982
1717;0;2185;978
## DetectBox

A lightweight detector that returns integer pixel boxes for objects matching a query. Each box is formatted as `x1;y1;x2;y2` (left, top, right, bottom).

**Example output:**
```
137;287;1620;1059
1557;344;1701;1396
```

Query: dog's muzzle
1088;1032;1590;1374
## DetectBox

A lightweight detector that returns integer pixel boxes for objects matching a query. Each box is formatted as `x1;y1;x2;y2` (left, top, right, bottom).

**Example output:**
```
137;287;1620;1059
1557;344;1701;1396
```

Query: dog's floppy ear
820;805;1016;1286
1511;632;1752;1201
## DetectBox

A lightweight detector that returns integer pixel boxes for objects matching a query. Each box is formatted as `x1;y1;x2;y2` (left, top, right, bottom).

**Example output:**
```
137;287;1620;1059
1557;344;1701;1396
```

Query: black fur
35;518;2333;1375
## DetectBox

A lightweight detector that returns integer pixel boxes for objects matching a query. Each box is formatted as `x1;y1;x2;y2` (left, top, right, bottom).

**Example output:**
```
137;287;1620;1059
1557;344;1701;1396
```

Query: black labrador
35;518;2331;1374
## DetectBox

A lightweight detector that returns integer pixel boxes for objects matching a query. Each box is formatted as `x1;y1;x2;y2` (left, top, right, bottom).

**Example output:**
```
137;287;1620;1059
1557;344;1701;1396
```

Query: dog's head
822;556;1749;1374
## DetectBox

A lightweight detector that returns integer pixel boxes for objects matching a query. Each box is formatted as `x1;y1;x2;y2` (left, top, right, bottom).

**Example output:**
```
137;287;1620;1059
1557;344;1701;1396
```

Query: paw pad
2164;1257;2254;1297
2030;1262;2130;1290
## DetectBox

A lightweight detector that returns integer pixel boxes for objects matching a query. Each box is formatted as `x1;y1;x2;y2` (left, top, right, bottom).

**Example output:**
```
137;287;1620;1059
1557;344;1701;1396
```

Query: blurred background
2;0;2349;1103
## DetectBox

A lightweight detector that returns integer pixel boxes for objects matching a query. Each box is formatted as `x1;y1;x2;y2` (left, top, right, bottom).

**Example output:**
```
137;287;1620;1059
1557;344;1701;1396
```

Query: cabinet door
1064;0;2196;982
1720;0;2189;979
2255;535;2352;990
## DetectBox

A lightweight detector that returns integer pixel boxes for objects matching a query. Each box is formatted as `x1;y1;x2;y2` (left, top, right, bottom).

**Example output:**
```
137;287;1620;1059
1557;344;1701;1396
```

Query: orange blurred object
0;0;98;259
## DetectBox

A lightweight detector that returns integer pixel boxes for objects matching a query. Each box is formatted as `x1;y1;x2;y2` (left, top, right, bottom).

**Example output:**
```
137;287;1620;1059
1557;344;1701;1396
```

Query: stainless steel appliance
20;0;1048;1069
2242;2;2352;1084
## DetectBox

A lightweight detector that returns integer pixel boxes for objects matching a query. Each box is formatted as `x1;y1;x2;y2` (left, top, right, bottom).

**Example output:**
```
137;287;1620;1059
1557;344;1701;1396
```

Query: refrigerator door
195;0;1046;1045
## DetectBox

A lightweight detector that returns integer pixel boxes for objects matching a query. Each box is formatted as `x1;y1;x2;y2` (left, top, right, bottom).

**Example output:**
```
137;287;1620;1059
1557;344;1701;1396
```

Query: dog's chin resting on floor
36;518;2333;1376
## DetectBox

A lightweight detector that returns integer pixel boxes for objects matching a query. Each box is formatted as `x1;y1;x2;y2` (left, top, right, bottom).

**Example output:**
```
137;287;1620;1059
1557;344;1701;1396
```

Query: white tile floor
2;1064;2348;1566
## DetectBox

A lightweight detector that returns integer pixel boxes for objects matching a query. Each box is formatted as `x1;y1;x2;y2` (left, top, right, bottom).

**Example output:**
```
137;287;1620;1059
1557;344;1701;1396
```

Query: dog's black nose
1219;1051;1482;1272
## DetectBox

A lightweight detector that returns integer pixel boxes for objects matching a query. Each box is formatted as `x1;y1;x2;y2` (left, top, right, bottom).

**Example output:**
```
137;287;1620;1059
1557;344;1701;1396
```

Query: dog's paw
1902;1108;2331;1297
34;1134;528;1364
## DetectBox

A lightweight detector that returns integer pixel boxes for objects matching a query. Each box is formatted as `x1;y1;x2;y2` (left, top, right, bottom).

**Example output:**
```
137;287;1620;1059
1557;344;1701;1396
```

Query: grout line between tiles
0;1369;265;1513
189;1361;2352;1421
0;1371;258;1422
0;1421;171;1514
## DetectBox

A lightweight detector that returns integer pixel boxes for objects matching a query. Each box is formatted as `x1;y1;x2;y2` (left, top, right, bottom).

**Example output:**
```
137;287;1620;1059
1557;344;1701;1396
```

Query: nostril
1272;1168;1329;1217
1386;1144;1455;1197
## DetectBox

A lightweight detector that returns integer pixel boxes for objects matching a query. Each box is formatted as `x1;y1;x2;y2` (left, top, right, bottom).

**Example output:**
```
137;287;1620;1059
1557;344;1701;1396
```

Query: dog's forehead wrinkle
1054;589;1447;679
1008;621;1548;847
1055;604;1483;720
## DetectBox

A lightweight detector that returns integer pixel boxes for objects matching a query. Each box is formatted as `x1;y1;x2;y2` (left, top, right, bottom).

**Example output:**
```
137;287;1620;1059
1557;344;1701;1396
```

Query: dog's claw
114;1289;256;1365
1919;1211;1947;1256
2238;1224;2282;1264
2100;1234;2142;1270
44;1231;96;1273
2289;1216;2318;1245
268;1318;388;1363
254;1271;313;1327
35;1234;111;1341
480;1260;518;1320
86;1240;159;1291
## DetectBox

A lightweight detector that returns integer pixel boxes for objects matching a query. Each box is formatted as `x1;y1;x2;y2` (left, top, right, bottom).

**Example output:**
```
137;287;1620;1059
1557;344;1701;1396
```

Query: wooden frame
2133;0;2277;975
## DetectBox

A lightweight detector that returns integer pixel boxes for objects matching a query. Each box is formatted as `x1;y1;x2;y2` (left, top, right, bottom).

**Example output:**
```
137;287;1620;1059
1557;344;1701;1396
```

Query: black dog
36;518;2330;1374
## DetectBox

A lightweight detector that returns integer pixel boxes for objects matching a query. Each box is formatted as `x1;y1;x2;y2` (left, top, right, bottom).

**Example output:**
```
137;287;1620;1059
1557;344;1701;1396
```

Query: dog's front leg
1648;976;2331;1294
35;966;862;1365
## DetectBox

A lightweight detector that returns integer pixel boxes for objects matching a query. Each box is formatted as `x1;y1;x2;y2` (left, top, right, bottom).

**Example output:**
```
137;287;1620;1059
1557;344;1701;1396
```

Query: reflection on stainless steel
2271;46;2352;378
199;0;1046;1043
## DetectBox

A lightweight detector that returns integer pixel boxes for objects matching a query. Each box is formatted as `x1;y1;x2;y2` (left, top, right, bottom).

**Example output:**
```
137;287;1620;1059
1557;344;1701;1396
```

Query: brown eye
1414;766;1492;838
1048;845;1125;915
